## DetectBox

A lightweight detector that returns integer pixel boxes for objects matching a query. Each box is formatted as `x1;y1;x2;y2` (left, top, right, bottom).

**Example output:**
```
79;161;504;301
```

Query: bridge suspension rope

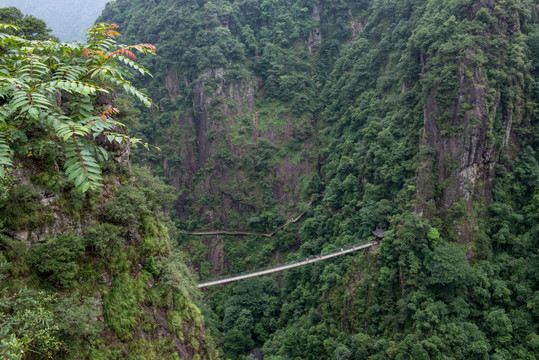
198;241;375;288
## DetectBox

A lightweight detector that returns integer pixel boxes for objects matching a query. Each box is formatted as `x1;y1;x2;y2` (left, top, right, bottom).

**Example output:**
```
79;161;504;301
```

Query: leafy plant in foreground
0;22;156;191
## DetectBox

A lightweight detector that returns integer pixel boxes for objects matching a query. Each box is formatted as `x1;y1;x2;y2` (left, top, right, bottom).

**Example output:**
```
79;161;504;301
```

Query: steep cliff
0;19;217;357
98;0;346;232
415;0;533;243
96;0;538;359
1;162;217;359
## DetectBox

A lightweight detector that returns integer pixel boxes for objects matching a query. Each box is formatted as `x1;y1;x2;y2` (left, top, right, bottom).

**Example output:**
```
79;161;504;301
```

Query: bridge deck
198;242;374;288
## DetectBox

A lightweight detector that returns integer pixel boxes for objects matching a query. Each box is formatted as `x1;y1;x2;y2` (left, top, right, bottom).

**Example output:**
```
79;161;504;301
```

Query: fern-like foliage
0;23;156;191
0;136;12;178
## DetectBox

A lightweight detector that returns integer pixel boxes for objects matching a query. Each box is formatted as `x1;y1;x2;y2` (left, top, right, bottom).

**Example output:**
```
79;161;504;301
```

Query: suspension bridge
198;241;375;288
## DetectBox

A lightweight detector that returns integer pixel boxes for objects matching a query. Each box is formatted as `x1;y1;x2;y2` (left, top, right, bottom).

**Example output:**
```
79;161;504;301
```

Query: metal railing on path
198;241;375;288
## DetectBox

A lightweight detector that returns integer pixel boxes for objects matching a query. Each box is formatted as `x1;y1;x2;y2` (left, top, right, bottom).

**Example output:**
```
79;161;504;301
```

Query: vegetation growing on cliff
1;0;537;359
100;0;538;359
0;17;216;359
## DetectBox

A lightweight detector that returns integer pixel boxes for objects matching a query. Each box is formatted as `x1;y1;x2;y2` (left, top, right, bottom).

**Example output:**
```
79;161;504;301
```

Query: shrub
0;184;50;230
102;274;142;340
101;185;150;227
139;215;171;257
83;223;125;258
28;234;85;287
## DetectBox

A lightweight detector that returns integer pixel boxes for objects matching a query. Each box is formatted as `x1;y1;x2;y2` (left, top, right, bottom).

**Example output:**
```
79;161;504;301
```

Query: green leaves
0;23;19;32
55;123;90;141
64;141;103;192
0;136;12;178
0;22;156;191
115;55;153;77
44;80;104;96
122;82;152;108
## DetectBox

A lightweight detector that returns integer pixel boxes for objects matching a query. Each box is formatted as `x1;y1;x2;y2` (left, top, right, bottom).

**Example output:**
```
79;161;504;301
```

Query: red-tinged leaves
0;22;156;192
140;43;156;53
129;43;157;54
111;48;136;60
83;48;107;59
105;30;121;38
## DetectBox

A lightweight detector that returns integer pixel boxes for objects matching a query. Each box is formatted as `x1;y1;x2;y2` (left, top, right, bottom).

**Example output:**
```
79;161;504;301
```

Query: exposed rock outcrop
416;5;527;243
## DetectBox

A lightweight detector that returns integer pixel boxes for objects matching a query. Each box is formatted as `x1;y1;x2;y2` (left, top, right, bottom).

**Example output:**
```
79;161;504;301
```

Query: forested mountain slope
0;20;216;359
97;0;539;358
21;0;523;359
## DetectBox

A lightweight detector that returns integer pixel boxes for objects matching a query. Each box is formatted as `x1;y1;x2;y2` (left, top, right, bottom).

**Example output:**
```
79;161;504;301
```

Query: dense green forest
1;0;538;359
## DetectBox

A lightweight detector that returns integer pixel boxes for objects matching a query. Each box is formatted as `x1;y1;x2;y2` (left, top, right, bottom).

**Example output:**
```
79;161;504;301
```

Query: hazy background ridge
0;0;111;41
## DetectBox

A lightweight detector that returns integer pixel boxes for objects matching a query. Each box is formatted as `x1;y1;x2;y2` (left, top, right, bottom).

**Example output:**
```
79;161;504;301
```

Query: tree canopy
0;7;57;41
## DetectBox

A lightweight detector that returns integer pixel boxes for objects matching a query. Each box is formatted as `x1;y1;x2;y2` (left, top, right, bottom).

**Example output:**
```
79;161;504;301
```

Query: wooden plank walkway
198;242;375;288
187;201;313;238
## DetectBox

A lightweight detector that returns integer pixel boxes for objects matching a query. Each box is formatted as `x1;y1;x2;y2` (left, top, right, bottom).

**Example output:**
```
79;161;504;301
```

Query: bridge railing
197;241;372;287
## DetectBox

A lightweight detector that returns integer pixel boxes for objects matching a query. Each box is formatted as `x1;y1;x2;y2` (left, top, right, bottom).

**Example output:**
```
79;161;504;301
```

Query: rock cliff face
416;2;529;242
160;65;316;228
417;54;497;228
1;159;216;359
192;67;255;167
98;0;328;232
422;49;494;205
